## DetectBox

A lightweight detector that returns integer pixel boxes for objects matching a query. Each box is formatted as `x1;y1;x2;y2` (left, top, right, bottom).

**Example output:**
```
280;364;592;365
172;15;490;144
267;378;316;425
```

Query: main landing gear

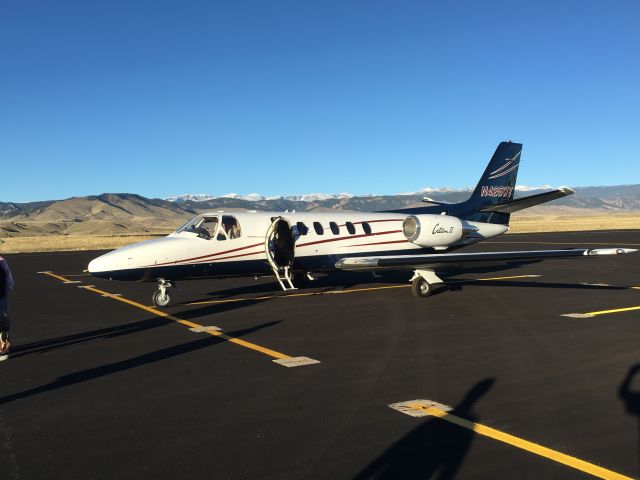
410;270;443;298
152;279;175;307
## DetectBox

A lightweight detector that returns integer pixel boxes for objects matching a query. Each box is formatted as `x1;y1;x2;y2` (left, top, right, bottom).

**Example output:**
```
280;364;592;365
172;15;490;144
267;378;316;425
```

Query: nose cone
88;253;112;274
88;249;131;279
87;237;179;281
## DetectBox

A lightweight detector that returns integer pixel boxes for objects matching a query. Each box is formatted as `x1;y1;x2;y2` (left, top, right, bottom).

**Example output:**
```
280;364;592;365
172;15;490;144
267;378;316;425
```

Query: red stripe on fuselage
193;249;266;263
142;241;264;267
352;219;403;225
296;230;402;248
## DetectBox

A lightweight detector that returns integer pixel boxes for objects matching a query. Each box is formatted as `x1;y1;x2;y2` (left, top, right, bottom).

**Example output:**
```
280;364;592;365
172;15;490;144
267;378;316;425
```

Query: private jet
88;142;637;307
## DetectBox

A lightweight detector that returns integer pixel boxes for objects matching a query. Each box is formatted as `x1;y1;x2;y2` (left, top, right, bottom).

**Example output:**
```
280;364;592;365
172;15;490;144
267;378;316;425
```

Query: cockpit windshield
176;215;241;240
176;215;218;239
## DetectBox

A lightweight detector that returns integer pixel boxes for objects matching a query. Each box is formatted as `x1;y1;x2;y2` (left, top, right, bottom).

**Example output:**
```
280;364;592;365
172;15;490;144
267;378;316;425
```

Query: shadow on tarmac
197;271;412;299
190;264;625;304
11;294;261;359
354;378;495;480
618;364;640;478
9;317;172;359
0;320;280;406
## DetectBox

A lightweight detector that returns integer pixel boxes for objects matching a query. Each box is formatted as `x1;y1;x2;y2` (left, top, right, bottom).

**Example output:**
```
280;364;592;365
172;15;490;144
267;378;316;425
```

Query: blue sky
1;1;638;202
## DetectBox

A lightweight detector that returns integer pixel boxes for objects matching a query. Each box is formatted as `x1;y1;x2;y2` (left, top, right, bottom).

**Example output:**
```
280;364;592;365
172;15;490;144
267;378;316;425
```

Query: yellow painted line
186;284;410;305
470;274;540;282
41;272;291;360
187;275;539;306
585;305;640;316
412;404;632;480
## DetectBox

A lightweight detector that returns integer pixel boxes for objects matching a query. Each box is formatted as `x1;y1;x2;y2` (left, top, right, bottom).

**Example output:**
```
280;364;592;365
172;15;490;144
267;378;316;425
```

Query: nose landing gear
152;279;175;307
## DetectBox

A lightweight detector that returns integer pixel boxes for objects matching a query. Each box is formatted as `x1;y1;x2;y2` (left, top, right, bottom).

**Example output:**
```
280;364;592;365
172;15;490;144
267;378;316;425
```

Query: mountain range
2;185;640;237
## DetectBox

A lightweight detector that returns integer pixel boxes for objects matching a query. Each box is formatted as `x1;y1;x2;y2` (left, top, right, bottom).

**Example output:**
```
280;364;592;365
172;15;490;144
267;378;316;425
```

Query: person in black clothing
0;253;14;357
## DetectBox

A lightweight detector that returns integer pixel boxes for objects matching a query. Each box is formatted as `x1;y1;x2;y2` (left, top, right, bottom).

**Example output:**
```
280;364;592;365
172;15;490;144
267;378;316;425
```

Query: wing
335;248;637;271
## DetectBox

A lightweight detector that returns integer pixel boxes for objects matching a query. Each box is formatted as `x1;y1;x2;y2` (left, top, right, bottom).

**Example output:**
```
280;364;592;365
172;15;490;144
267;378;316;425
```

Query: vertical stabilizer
462;141;522;224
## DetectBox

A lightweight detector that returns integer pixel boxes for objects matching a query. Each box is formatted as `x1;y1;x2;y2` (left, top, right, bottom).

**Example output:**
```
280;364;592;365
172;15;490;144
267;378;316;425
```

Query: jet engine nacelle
402;214;463;248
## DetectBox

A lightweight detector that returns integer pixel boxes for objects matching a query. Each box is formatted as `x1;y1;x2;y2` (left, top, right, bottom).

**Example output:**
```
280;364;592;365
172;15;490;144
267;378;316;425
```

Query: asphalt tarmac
1;230;640;480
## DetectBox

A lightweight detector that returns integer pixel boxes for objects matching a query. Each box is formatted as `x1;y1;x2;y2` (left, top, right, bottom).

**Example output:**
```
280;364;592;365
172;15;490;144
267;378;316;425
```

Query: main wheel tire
152;290;172;308
411;277;431;298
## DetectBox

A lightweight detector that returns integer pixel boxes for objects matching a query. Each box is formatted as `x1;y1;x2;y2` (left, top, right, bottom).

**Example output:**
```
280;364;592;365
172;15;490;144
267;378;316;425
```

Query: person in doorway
0;252;14;358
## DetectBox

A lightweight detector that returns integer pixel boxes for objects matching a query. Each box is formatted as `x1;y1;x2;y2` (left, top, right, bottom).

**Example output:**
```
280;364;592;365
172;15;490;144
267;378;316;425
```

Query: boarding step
273;266;297;291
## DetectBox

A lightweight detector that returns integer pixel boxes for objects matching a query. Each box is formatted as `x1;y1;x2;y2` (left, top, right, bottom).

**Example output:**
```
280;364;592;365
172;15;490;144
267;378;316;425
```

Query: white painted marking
389;399;453;417
0;355;8;362
189;326;222;333
561;313;596;318
581;283;610;287
63;280;82;284
273;356;321;368
37;271;52;274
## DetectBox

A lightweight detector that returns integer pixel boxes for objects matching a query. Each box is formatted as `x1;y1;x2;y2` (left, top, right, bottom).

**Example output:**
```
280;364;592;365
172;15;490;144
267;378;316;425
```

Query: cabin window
216;215;241;240
296;221;309;235
313;222;324;235
345;222;355;234
330;222;340;235
362;222;372;235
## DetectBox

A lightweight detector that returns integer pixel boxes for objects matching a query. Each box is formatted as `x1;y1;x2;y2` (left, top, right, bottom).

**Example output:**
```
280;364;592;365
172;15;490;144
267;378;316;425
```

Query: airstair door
265;217;296;290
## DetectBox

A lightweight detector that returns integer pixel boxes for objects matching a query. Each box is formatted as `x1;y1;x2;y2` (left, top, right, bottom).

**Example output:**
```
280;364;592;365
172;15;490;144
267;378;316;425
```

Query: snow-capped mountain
167;192;355;203
166;187;557;203
515;185;554;192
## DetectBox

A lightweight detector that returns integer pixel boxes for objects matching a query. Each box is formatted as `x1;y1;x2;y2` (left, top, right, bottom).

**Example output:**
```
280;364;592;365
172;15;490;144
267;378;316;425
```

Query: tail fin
462;141;522;224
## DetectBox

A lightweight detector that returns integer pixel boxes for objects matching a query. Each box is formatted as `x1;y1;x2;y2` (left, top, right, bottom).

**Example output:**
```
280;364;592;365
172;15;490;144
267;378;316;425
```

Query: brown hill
0;194;195;237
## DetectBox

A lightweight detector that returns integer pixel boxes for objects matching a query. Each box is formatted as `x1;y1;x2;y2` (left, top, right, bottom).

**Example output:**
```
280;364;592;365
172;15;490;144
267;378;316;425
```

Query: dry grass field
1;214;638;253
0;235;163;254
508;213;640;233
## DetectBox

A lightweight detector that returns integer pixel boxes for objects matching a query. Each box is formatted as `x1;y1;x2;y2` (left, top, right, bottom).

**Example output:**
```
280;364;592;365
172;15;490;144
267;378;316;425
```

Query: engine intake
402;214;463;248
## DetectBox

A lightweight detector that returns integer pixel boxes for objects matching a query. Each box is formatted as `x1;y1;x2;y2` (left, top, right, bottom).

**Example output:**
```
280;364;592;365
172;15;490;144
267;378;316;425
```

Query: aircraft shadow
174;297;272;321
201;271;411;298
354;378;495;480
618;364;640;478
196;262;551;300
0;320;280;406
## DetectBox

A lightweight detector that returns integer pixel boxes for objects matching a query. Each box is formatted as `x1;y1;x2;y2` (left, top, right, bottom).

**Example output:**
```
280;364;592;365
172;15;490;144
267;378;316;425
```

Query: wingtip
558;186;575;195
587;248;638;256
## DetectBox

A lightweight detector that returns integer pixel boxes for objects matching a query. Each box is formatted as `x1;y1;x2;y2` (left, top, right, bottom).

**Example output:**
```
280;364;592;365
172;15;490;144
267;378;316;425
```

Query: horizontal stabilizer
335;247;637;271
421;197;452;206
479;187;574;213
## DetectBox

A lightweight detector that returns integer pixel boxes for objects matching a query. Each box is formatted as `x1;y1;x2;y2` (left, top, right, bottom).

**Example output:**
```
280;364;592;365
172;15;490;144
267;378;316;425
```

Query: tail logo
488;151;521;179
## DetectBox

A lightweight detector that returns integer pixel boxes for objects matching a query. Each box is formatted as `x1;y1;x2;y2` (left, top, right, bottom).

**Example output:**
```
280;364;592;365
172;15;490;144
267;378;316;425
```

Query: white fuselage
88;210;507;281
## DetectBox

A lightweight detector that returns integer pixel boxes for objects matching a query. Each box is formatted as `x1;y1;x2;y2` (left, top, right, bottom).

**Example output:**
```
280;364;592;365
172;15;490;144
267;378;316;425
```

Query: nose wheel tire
412;277;432;298
152;290;173;308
